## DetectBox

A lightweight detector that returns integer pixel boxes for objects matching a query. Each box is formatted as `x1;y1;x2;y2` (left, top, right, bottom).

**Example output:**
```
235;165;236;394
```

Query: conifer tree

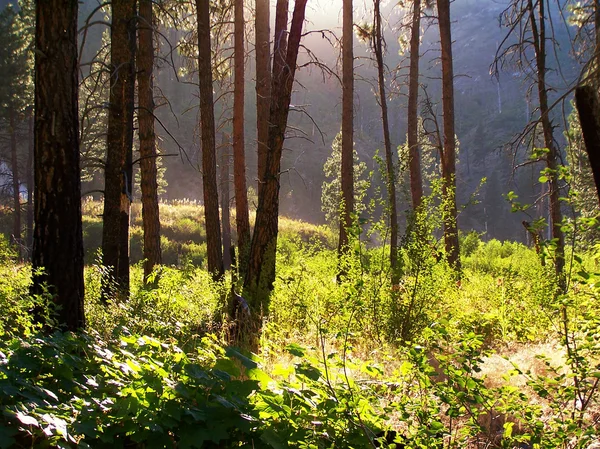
102;0;137;298
32;0;85;330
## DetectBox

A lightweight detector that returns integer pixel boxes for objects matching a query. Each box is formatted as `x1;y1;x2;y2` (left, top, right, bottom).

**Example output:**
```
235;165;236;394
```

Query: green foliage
0;3;32;116
321;131;369;228
1;200;599;448
85;264;225;343
79;27;110;185
564;103;600;245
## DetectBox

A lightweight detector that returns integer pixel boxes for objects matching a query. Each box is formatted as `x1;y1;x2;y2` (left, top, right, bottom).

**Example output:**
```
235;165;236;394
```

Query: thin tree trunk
244;0;308;306
437;0;460;272
373;0;398;281
197;0;224;280
338;0;354;275
234;0;251;273
138;0;162;284
592;0;600;89
221;133;232;271
32;0;85;331
102;0;136;299
255;0;271;196
9;110;21;260
529;0;565;289
26;114;33;257
407;0;423;210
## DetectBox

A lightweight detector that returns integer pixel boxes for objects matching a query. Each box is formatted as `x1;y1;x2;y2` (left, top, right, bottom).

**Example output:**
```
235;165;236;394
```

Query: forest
0;0;600;447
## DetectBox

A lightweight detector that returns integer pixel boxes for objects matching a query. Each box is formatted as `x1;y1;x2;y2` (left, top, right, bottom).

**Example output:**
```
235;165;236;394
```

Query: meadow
0;200;599;448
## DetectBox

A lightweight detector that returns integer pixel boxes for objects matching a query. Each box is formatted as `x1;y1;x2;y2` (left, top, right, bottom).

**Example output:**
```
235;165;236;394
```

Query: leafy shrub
460;230;481;258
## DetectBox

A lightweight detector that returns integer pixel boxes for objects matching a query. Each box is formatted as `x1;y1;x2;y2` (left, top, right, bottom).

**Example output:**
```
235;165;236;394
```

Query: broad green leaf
285;343;306;357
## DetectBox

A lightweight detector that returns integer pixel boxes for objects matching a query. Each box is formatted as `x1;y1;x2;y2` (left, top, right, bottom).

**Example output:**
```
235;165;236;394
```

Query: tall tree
196;0;224;280
527;0;565;288
234;0;251;272
137;0;162;283
437;0;460;271
31;0;85;330
220;134;232;271
0;5;31;259
9;111;21;258
372;0;399;280
255;0;271;196
102;0;137;298
244;0;308;305
338;0;354;267
494;0;566;288
26;114;33;255
407;0;424;209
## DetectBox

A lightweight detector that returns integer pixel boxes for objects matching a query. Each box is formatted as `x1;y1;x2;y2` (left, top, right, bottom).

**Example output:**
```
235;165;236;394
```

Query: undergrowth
0;202;599;447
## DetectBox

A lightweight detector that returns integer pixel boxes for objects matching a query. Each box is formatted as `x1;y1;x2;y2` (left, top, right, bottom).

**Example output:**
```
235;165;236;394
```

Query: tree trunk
244;0;308;306
592;0;600;89
234;0;251;273
31;0;85;331
437;0;461;272
9;110;21;260
138;0;162;284
338;0;354;268
197;0;224;280
255;0;271;196
373;0;398;281
529;0;564;289
407;0;423;210
575;86;600;207
26;114;33;257
102;0;136;299
221;133;232;271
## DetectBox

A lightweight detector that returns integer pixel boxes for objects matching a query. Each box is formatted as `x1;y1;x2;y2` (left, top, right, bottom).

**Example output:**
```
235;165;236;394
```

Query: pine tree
196;0;224;280
437;0;461;272
138;0;162;283
102;0;137;299
31;0;85;330
244;0;309;306
0;5;32;258
338;0;354;272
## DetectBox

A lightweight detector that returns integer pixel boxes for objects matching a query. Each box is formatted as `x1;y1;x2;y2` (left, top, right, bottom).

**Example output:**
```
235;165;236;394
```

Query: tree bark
373;0;398;281
26;113;33;257
244;0;308;306
220;133;232;271
138;0;162;284
437;0;461;272
575;86;600;207
102;0;137;298
234;0;251;272
31;0;85;331
255;0;271;196
338;0;354;275
595;0;600;87
407;0;423;210
528;0;565;290
197;0;224;280
9;110;21;260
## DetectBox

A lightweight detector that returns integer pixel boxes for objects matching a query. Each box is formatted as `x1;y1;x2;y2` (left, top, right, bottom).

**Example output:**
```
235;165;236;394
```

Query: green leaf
225;347;259;370
295;362;321;381
214;358;241;377
285;343;306;357
260;428;286;449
